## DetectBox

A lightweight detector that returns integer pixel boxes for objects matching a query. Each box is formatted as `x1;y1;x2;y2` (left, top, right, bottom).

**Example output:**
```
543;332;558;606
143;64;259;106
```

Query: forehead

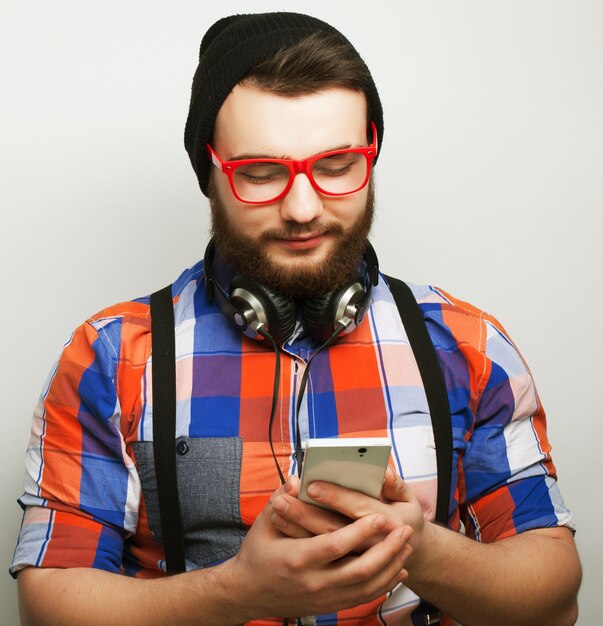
213;84;368;159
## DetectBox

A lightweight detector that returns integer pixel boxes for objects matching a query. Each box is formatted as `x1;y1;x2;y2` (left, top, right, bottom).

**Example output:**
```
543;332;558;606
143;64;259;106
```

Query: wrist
211;555;261;623
405;520;439;585
181;556;262;625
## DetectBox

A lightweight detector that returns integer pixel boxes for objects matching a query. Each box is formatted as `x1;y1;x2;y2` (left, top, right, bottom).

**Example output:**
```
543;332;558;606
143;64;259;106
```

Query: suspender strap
385;276;450;625
384;276;453;527
149;276;452;580
150;284;186;575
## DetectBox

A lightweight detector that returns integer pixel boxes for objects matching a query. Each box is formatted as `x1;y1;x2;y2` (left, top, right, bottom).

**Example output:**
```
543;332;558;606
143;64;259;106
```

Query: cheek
237;212;267;236
325;191;368;225
214;175;280;227
220;196;274;237
214;177;251;226
214;175;235;209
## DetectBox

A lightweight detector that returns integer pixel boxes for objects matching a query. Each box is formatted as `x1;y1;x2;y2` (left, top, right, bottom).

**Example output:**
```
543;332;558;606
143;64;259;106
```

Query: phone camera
358;447;367;456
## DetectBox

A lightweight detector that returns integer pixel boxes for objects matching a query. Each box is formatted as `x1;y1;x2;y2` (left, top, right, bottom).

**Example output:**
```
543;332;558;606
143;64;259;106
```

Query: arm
270;469;581;626
18;490;413;626
409;522;580;626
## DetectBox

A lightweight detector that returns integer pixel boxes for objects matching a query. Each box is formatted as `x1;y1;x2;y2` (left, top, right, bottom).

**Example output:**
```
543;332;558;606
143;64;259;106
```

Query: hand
270;467;427;554
269;476;350;539
268;472;582;626
223;481;413;619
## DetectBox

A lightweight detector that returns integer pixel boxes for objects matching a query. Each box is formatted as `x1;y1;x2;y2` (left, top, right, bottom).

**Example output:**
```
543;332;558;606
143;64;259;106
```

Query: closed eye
236;163;288;184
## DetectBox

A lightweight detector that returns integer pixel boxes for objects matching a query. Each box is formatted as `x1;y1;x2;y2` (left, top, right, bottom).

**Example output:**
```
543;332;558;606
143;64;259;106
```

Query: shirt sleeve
10;319;141;577
459;313;574;542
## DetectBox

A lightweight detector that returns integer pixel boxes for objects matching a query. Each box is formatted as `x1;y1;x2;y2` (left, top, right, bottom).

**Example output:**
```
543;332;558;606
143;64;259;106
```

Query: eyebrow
228;142;357;161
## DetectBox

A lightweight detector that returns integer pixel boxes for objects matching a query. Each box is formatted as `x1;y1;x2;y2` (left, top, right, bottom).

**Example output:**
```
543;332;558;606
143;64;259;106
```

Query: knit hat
184;12;383;196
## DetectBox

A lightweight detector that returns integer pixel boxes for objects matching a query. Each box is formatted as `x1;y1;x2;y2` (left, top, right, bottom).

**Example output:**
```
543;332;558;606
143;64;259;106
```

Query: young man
13;12;581;626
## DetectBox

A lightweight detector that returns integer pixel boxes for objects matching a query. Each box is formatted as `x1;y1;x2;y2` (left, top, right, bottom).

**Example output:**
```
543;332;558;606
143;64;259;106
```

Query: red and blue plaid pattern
11;258;573;624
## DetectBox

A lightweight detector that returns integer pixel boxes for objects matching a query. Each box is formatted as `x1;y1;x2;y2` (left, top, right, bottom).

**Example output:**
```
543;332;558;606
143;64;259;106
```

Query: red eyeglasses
207;121;378;205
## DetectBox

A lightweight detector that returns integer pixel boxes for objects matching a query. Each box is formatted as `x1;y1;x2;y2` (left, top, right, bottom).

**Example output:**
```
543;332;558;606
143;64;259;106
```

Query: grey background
1;1;601;624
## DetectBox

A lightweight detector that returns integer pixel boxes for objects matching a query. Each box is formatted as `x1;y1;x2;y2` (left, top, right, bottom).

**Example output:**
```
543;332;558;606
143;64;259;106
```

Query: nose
279;173;324;223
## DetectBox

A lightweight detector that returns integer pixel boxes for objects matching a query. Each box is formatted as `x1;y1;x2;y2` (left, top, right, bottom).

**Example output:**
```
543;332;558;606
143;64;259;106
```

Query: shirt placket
281;339;312;477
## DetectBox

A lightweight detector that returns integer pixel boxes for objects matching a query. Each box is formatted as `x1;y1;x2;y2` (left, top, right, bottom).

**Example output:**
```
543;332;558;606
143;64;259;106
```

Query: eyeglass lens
232;151;369;203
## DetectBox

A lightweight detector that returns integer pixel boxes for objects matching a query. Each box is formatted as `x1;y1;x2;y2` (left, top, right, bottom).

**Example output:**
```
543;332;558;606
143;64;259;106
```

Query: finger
299;513;391;565
271;491;349;536
283;474;301;497
272;523;413;615
269;511;314;538
380;464;398;497
338;556;410;609
321;525;412;589
380;466;419;504
305;480;388;520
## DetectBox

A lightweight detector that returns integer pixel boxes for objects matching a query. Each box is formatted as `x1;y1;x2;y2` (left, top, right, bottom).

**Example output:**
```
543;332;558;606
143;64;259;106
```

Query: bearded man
13;12;580;626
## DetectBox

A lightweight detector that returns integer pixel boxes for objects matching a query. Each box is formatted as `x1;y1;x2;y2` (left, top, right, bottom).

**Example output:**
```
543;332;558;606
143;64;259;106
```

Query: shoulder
377;274;488;329
380;275;512;347
378;275;530;385
83;259;207;353
383;277;490;321
382;276;538;411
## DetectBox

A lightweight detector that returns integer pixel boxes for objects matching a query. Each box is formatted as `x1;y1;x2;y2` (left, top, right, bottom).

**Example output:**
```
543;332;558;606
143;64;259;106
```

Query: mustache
259;220;344;241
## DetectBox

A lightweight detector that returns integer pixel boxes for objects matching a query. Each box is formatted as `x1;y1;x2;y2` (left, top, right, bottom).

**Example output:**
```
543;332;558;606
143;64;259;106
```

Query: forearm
18;561;250;626
406;525;581;626
18;508;410;625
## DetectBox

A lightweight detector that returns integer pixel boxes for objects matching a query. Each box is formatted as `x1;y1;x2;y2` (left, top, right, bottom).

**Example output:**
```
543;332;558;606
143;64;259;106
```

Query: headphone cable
261;324;346;626
258;327;287;486
294;323;348;477
262;322;348;484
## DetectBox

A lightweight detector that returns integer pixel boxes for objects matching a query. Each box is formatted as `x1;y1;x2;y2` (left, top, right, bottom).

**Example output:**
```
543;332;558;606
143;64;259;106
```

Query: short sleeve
10;320;141;577
461;316;574;542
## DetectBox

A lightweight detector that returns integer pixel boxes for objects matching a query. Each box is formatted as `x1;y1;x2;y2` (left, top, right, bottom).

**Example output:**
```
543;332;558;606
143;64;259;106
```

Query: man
13;12;581;626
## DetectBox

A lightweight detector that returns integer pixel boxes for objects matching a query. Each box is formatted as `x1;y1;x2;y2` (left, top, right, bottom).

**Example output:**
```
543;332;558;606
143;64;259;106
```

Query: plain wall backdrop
1;1;601;624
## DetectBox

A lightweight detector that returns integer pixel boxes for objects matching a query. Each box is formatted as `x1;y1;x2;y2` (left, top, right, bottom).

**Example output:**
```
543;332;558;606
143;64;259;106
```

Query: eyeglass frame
206;121;378;205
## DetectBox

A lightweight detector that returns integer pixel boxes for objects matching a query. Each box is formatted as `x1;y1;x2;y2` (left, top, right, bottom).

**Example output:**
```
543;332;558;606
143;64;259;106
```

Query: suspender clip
424;610;441;625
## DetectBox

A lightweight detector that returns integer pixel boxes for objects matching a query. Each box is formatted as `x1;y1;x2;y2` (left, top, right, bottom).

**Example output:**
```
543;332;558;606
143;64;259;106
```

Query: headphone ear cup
302;290;346;343
229;275;296;344
303;279;368;343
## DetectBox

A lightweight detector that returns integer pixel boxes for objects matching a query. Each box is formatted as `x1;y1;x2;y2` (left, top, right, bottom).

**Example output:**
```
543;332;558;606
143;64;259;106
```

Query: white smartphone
299;437;392;509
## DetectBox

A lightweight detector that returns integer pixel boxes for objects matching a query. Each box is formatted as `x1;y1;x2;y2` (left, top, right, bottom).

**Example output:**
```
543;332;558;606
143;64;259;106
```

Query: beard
208;177;375;299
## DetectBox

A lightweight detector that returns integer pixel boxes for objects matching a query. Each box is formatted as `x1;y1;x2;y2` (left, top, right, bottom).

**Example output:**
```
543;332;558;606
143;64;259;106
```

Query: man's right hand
223;487;413;620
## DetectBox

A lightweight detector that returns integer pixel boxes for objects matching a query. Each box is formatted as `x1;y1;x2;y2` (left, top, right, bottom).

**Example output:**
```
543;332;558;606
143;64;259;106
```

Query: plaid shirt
11;255;573;625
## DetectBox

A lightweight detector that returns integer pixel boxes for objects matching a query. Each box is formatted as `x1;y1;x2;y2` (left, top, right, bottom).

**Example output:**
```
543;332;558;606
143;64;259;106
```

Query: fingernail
396;569;409;583
307;483;324;499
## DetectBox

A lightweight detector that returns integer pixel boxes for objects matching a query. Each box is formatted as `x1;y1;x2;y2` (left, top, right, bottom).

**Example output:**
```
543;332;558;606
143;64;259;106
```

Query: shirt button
176;440;190;456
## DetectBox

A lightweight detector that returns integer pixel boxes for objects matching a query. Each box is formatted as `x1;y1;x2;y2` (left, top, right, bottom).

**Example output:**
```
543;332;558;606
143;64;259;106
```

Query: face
209;84;374;298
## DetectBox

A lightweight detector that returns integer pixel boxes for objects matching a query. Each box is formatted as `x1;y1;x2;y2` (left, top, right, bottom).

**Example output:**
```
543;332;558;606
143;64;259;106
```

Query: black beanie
184;12;383;197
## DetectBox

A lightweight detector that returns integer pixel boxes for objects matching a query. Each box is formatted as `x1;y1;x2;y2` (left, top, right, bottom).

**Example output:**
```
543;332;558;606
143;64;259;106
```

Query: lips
278;233;326;250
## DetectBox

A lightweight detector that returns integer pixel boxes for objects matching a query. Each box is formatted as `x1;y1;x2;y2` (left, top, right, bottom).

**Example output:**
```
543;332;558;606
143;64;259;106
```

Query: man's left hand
269;465;425;554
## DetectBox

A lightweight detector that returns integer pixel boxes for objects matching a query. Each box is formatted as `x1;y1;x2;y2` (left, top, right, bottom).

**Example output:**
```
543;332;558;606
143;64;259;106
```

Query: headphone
204;238;380;345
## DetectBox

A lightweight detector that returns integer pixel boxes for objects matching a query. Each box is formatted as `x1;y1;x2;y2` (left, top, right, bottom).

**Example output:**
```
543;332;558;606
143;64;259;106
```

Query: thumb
283;474;301;497
382;466;418;503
